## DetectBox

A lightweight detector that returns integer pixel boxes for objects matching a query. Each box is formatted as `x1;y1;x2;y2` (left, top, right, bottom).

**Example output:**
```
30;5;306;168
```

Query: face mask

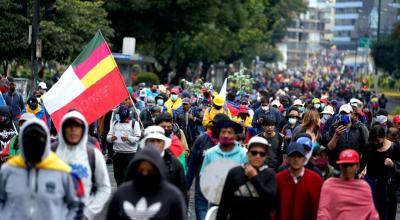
164;129;172;137
214;105;222;110
321;103;326;110
372;142;383;150
133;172;160;194
314;158;329;170
219;136;235;146
288;118;297;125
314;104;321;109
298;106;305;113
9;87;15;92
156;99;164;106
22;125;47;165
339;114;351;125
29;103;38;110
261;106;269;111
171;94;178;101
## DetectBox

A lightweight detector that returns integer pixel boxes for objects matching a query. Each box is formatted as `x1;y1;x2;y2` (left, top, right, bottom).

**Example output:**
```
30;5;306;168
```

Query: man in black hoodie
106;146;186;220
217;136;277;220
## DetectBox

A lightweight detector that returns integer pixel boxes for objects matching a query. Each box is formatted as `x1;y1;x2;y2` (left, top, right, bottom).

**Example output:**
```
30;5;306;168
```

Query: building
283;0;335;68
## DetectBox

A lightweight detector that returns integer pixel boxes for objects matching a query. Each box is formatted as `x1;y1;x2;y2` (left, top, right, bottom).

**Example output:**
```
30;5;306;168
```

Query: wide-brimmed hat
215;119;243;134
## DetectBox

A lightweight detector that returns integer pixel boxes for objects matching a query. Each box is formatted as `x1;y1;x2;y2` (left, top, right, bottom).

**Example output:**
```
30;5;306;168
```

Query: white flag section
219;78;227;99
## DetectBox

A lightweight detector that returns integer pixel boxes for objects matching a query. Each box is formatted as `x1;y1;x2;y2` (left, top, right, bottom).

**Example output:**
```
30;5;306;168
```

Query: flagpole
128;95;144;131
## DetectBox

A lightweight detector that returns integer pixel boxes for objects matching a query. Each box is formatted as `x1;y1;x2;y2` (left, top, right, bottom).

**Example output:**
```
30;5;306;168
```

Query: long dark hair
369;125;386;143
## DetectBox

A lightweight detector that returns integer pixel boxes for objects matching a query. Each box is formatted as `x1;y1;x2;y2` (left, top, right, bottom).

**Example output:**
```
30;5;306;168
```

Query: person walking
217;136;276;220
3;82;24;124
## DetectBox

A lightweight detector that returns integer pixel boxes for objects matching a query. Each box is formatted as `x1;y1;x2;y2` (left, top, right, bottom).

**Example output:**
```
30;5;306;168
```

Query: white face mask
171;94;178;101
288;118;297;125
314;104;321;109
261;106;269;111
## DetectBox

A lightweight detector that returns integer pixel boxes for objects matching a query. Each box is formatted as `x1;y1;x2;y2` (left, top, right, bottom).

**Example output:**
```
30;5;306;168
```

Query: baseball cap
271;100;281;107
287;142;306;157
350;98;363;107
182;98;191;105
312;98;320;104
336;149;360;164
393;115;400;124
296;136;313;150
38;82;47;90
321;105;334;115
248;136;271;150
339;104;353;114
293;99;303;106
171;88;180;94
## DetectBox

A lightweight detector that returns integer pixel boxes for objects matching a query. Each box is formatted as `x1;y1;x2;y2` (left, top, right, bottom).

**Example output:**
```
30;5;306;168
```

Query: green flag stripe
72;31;105;67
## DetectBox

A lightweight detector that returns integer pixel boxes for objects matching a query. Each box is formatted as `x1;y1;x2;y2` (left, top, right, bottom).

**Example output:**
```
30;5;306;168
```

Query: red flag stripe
50;67;129;130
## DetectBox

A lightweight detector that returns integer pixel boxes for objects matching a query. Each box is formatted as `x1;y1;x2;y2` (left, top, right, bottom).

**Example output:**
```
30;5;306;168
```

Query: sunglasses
250;150;267;157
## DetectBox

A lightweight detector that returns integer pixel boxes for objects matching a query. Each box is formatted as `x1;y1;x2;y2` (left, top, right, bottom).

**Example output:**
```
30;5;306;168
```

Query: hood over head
56;110;88;164
19;117;51;164
125;146;167;183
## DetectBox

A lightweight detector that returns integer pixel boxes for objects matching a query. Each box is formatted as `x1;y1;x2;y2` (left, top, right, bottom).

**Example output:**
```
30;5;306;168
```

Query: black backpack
51;137;97;195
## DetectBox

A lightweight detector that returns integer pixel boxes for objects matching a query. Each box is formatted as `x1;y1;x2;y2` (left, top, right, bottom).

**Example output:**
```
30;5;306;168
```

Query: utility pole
374;0;382;92
31;0;40;94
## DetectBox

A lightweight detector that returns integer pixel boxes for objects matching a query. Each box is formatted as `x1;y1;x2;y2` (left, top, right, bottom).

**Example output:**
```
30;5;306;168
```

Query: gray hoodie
0;118;81;220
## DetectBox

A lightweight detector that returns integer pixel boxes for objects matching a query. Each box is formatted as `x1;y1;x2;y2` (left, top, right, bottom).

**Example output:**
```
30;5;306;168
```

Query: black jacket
175;107;202;146
163;149;187;201
217;165;277;220
106;147;186;220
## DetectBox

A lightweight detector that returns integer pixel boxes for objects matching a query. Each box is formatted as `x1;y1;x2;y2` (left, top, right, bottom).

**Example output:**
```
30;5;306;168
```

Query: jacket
176;107;202;146
4;91;24;120
163;149;187;202
106;147;186;220
326;120;369;167
200;142;248;173
107;119;141;153
55;111;112;220
217;165;277;220
0;118;81;220
22;104;47;125
251;107;282;130
276;169;323;220
0;106;17;150
165;98;183;116
202;106;231;127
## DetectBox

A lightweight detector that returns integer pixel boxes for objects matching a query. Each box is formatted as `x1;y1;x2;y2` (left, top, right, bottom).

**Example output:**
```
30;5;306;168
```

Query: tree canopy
104;0;306;77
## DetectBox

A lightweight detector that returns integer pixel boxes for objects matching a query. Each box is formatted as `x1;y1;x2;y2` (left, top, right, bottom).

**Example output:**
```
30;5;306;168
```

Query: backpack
51;138;97;195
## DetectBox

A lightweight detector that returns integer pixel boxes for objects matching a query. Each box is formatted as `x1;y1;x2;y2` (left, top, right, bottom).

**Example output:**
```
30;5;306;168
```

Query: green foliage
40;0;114;64
0;0;30;73
104;0;306;77
136;72;160;85
392;106;400;116
371;23;400;77
180;79;204;96
227;68;255;93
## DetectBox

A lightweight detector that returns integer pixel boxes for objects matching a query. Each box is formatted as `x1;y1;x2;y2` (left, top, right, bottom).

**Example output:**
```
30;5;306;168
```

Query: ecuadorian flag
43;31;129;130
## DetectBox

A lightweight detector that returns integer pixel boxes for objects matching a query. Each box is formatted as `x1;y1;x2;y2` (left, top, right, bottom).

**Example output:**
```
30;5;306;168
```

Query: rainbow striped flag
43;31;129;130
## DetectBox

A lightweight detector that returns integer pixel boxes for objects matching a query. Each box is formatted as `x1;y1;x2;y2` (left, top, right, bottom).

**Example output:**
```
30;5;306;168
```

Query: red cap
393;115;400;124
336;149;360;164
171;88;180;94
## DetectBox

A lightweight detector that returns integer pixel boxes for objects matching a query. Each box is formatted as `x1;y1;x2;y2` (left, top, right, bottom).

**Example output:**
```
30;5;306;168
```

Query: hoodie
200;142;248;173
55;111;111;220
0;106;17;150
106;147;186;220
0;118;81;220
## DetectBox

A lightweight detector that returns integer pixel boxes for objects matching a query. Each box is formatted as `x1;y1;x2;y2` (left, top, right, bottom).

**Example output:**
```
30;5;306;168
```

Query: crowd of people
0;69;397;220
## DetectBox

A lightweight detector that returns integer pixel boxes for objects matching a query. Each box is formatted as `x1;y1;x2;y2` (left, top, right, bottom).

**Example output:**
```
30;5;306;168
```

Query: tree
104;0;306;79
40;0;114;64
372;23;400;77
0;0;30;74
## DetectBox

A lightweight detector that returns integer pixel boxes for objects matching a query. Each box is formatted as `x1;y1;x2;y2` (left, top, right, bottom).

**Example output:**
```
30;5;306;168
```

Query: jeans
113;152;135;186
365;176;389;220
194;179;209;220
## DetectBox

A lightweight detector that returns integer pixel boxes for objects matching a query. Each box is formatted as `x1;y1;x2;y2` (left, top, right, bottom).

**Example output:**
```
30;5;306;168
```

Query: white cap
38;82;47;89
350;98;363;107
321;105;335;115
339;104;353;114
140;126;171;151
20;112;36;122
248;136;271;149
271;100;281;107
293;99;303;106
376;115;388;124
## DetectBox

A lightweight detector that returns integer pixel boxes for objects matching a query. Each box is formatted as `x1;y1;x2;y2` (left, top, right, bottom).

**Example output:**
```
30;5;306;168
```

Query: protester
200;118;247;173
361;126;400;220
0;118;82;219
186;113;229;220
202;95;231;127
379;93;388;109
0;106;17;151
176;97;202;147
3;82;24;124
107;104;141;186
252;96;282;130
276;142;323;220
217;136;276;220
326;104;369;167
140;125;187;201
256;115;287;170
233;105;253;134
23;96;47;123
318;149;379;220
55;110;111;220
311;146;336;179
165;87;183;118
106;146;186;220
281;106;301;142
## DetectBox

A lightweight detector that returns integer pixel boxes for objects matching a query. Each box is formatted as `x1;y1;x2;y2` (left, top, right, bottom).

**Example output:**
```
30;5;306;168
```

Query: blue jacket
200;142;248;173
4;91;24;120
